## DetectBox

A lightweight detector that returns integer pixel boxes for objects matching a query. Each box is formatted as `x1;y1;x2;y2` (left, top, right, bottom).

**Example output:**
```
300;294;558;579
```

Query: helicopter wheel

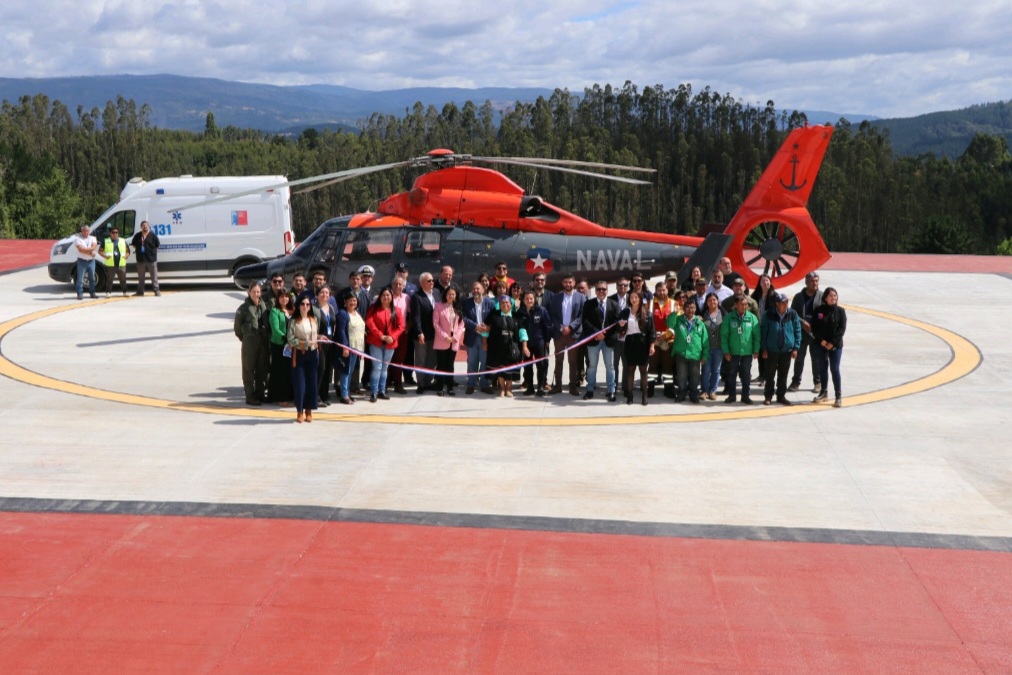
741;220;801;283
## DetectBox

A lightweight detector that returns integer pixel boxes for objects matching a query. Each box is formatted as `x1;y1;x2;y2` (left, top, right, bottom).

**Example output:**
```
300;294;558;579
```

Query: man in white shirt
72;224;99;300
706;270;734;305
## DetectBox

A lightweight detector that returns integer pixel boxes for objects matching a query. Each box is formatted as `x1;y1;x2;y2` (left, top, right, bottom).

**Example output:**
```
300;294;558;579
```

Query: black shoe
741;398;754;405
776;397;793;406
466;386;475;395
416;386;425;395
133;291;143;296
550;384;562;394
724;396;736;404
536;390;545;398
607;392;616;402
369;394;377;403
446;388;456;396
437;390;445;396
642;391;648;406
89;293;98;299
319;399;331;407
340;397;353;405
246;399;262;406
378;392;390;400
570;386;581;396
394;385;406;395
522;388;535;396
582;391;594;400
405;376;416;385
689;397;700;404
482;387;495;395
154;290;161;296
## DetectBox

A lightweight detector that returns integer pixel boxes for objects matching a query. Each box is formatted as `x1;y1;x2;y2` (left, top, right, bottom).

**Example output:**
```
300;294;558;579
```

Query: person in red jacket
365;288;405;402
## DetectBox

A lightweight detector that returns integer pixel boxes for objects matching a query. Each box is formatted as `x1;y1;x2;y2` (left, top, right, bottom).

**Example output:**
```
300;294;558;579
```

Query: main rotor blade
492;157;656;173
172;160;411;212
477;158;653;185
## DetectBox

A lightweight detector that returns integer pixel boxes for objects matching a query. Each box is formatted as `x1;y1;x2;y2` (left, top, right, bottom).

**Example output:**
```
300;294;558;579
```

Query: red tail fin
724;125;834;288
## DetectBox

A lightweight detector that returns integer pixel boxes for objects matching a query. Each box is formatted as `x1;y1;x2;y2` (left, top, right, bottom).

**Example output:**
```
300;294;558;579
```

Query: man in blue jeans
72;224;99;300
582;282;620;401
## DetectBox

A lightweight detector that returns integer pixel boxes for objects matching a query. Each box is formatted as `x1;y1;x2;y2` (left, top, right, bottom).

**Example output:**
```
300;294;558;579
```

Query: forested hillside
2;82;1011;254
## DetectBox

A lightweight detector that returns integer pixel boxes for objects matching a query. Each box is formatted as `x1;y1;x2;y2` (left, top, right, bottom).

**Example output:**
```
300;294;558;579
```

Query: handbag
506;316;521;362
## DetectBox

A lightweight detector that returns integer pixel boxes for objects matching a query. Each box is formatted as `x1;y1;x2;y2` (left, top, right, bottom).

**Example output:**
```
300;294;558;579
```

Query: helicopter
216;124;833;292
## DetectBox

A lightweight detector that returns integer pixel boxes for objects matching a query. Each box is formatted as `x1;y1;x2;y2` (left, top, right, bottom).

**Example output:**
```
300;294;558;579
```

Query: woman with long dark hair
287;296;319;423
365;288;405;402
267;290;294;406
811;286;847;408
620;290;655;405
517;289;554;396
432;285;465;395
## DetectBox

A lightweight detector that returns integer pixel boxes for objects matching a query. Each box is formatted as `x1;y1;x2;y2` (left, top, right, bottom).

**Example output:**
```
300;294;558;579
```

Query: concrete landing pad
1;258;1011;674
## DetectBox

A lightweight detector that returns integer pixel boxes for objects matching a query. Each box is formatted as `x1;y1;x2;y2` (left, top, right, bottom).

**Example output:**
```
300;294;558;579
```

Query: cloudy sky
3;0;1010;118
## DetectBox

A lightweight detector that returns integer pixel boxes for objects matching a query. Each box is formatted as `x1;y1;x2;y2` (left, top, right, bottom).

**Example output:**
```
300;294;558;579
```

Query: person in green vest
720;295;761;404
668;297;708;403
96;227;131;297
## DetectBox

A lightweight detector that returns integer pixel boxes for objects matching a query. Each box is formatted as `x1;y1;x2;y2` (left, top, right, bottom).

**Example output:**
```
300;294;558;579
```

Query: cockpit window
519;196;560;222
291;227;326;259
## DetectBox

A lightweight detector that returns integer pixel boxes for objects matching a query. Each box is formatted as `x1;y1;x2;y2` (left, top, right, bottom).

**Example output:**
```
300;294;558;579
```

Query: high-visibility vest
102;238;128;267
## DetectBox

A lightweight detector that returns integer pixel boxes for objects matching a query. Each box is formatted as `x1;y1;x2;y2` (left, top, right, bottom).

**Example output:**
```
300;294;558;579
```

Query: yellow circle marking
0;299;981;426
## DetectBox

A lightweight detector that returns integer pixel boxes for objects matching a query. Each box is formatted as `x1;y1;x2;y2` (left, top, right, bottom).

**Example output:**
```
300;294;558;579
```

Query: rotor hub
759;236;784;261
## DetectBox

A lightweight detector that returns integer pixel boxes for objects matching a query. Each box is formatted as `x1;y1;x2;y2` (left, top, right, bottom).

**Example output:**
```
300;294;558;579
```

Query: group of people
234;256;847;423
71;221;163;299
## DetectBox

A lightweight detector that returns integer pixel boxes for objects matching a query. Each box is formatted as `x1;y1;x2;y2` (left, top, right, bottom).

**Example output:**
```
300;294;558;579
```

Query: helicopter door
339;228;398;287
308;228;342;285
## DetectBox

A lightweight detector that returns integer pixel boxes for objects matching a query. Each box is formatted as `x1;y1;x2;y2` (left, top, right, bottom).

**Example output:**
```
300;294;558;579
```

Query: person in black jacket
484;295;522;397
582;281;621;401
517;290;555;397
619;291;656;405
130;220;160;296
810;287;847;407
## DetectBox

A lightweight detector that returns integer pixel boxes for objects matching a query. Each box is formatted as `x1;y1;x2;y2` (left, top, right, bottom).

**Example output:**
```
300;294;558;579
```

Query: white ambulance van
49;175;294;287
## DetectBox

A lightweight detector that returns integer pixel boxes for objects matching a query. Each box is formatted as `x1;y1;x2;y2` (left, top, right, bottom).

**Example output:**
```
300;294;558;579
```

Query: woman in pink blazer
433;286;466;396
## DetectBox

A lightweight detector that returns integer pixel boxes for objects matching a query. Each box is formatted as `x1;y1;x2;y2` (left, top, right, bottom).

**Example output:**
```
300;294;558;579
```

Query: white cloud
0;0;1010;117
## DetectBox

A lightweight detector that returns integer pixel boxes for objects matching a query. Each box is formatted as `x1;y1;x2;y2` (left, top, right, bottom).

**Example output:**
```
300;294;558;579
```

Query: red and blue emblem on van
231;211;248;226
526;247;553;274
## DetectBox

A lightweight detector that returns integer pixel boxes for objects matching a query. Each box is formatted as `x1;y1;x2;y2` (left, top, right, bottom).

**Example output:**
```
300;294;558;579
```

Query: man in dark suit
549;273;586;395
462;279;497;394
337;269;372;395
410;272;439;393
582;281;621;401
531;272;555;309
609;278;631;396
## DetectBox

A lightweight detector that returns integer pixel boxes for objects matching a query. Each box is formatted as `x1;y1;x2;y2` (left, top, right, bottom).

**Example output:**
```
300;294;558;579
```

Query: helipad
1;253;1011;674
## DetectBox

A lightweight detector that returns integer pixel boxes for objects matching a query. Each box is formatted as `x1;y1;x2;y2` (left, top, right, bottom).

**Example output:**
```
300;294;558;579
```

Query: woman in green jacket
267;290;294;406
668;298;709;403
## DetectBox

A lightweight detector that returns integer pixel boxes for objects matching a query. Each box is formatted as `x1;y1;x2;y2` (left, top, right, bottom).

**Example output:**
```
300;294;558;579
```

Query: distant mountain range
1;74;1008;158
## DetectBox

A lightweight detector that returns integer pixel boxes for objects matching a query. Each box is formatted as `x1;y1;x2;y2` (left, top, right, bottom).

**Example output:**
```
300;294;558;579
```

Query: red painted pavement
1;512;1009;674
823;252;1012;274
0;240;54;273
